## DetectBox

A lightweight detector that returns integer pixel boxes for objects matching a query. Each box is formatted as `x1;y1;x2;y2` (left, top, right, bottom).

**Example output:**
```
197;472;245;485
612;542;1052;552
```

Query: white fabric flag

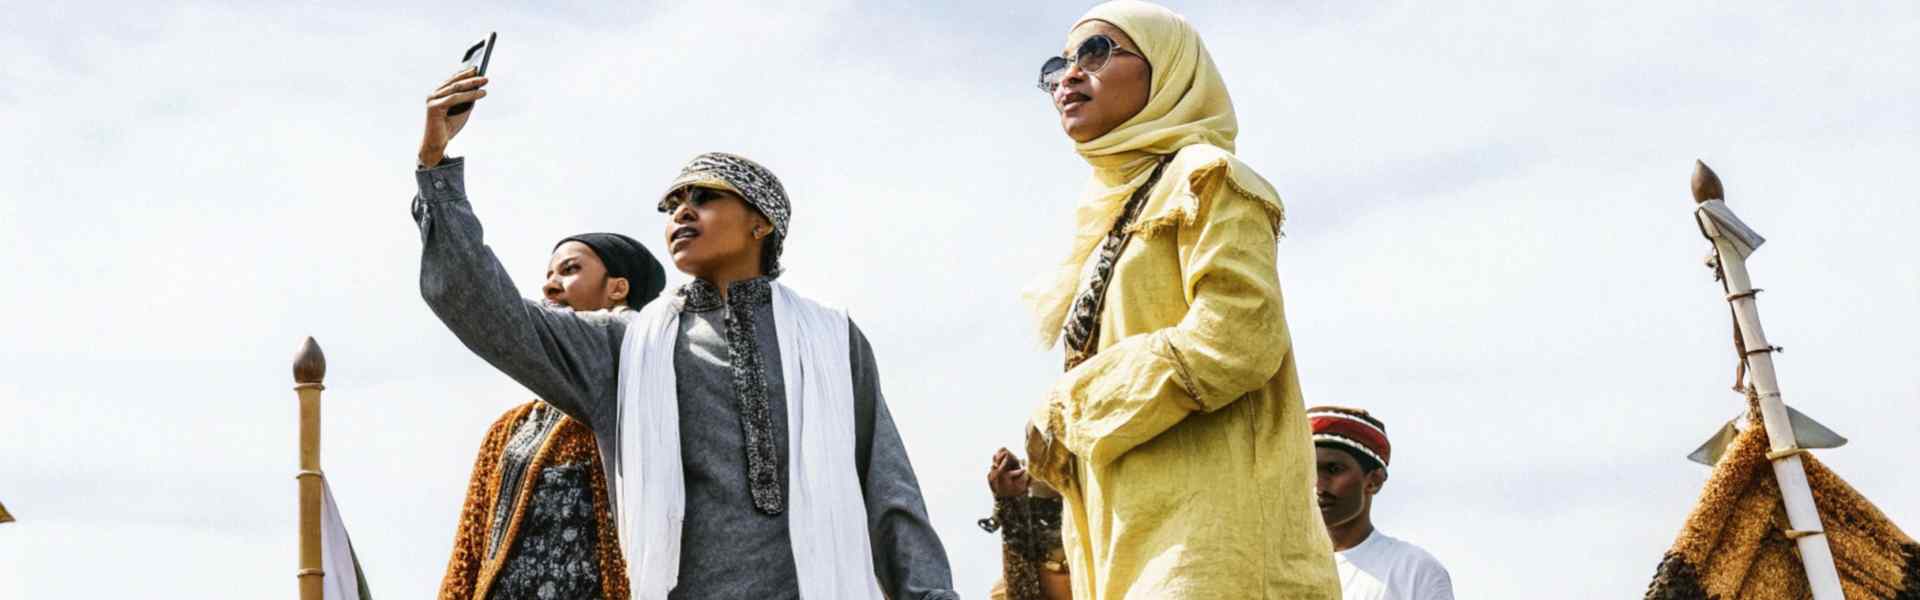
320;482;373;600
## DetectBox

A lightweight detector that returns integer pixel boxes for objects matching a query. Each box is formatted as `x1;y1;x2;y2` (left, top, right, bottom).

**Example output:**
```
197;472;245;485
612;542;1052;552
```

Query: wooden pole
1691;161;1845;599
293;337;327;600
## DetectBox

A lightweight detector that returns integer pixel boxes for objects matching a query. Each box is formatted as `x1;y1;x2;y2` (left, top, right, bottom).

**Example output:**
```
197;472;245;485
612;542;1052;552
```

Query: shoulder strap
1062;156;1174;370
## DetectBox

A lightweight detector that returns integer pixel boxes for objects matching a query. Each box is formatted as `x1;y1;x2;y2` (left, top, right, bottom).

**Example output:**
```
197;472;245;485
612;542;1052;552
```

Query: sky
2;1;1917;598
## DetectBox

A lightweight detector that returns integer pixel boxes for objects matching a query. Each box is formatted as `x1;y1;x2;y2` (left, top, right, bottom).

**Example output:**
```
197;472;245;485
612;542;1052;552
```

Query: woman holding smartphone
1020;1;1340;597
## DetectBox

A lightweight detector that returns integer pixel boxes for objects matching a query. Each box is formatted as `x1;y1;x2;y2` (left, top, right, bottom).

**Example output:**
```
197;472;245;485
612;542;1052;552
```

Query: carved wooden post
293;337;326;600
1691;161;1844;599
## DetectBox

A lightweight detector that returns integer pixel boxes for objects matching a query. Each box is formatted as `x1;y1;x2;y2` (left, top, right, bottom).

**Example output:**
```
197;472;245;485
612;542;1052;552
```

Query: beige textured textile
1023;0;1281;350
1022;2;1337;597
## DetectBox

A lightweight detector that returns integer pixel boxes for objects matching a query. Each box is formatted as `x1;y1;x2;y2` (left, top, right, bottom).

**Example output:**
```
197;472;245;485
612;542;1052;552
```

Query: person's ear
1364;469;1387;495
606;276;630;306
752;214;773;240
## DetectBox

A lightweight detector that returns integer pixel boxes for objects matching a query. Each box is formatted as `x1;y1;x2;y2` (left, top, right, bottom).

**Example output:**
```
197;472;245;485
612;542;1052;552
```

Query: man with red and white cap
1309;406;1454;600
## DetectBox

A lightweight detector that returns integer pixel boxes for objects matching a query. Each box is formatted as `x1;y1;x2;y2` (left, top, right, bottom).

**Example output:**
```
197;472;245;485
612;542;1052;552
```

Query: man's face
1315;446;1380;528
661;187;768;279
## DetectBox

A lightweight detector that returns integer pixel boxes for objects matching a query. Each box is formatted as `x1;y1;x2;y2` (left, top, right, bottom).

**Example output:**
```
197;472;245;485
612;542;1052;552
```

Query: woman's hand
418;67;489;168
988;447;1032;499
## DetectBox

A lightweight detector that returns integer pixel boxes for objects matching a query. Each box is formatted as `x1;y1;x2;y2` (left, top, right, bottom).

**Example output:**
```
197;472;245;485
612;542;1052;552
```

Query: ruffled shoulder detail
1127;144;1285;240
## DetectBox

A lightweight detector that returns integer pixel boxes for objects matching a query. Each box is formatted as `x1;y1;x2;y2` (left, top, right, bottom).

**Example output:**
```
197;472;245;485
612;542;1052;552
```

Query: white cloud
3;1;1916;598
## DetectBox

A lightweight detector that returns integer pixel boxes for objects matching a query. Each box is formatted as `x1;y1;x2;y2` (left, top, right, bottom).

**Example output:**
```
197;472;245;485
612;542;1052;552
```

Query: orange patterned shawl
438;401;629;600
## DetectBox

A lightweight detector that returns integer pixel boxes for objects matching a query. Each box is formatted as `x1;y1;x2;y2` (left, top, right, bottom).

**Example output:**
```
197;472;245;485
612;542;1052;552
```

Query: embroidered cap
1308;406;1391;470
659;152;792;240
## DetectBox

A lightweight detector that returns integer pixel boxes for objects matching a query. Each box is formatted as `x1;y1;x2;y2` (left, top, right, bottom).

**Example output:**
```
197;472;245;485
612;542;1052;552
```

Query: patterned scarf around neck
1062;157;1171;370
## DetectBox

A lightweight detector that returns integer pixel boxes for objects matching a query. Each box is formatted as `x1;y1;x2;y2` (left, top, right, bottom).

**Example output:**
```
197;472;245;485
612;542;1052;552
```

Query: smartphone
448;32;496;116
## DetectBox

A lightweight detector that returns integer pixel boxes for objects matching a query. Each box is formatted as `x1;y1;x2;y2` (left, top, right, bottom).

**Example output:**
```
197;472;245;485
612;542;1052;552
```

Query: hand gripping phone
448;32;496;117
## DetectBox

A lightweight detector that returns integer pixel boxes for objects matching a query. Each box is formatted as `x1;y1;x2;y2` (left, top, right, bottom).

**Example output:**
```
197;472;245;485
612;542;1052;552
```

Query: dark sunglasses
657;186;721;214
1037;34;1141;94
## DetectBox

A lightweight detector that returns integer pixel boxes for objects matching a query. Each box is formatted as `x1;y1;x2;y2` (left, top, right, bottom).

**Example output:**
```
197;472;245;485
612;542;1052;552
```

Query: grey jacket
413;157;957;600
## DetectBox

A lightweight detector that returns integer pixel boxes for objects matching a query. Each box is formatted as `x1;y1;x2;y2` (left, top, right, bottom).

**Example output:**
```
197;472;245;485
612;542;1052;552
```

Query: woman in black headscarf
437;233;664;600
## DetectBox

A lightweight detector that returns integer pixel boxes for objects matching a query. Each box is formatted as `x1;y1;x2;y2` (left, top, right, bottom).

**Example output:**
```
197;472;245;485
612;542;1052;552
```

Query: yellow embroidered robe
1030;146;1340;599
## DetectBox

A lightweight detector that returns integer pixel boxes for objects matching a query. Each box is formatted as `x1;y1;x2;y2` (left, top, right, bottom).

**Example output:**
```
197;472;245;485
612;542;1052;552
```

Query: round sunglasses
1037;34;1142;94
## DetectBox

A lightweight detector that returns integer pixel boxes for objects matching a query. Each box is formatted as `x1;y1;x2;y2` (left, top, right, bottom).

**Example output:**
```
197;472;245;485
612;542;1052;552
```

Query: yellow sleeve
1047;182;1288;468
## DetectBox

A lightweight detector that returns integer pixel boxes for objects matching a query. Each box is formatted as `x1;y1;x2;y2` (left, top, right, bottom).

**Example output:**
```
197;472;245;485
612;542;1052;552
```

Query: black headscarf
555;232;667;311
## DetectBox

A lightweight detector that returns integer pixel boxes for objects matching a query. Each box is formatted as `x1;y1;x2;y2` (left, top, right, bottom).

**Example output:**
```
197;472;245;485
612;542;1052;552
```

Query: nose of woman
542;273;565;304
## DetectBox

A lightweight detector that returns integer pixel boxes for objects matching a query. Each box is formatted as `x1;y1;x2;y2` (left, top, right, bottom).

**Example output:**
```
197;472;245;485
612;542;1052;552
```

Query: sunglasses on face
1037;33;1141;94
658;187;720;214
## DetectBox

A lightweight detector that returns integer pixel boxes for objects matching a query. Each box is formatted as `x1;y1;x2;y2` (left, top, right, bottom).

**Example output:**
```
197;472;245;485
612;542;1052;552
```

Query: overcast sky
3;1;1917;598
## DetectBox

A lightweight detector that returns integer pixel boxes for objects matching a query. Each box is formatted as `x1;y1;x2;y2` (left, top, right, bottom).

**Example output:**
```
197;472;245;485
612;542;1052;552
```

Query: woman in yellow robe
1023;2;1341;597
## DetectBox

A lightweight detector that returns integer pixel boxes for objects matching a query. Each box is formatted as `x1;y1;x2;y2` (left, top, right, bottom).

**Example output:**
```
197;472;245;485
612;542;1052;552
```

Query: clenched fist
987;447;1032;499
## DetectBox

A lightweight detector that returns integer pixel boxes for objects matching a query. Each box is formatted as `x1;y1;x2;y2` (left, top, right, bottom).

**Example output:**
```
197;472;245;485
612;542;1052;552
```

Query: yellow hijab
1025;0;1278;347
1076;0;1237;178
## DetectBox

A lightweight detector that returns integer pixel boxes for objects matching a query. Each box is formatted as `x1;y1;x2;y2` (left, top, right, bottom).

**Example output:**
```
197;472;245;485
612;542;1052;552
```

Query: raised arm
412;158;625;426
1039;180;1290;468
407;67;624;426
848;323;958;600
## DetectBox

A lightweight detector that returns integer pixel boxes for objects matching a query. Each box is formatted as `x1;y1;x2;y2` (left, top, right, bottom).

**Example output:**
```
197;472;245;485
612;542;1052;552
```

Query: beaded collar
677;276;774;313
673;274;785;514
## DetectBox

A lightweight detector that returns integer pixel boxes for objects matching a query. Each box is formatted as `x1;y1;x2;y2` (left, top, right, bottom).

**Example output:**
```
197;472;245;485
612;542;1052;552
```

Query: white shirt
1335;530;1454;600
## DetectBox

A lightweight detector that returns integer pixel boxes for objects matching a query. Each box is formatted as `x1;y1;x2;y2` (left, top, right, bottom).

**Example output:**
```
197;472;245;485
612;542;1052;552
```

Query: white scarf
614;281;884;599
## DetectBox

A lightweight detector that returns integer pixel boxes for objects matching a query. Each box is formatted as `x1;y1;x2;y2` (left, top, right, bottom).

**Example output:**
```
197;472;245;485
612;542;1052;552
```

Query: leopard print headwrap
660;151;791;240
